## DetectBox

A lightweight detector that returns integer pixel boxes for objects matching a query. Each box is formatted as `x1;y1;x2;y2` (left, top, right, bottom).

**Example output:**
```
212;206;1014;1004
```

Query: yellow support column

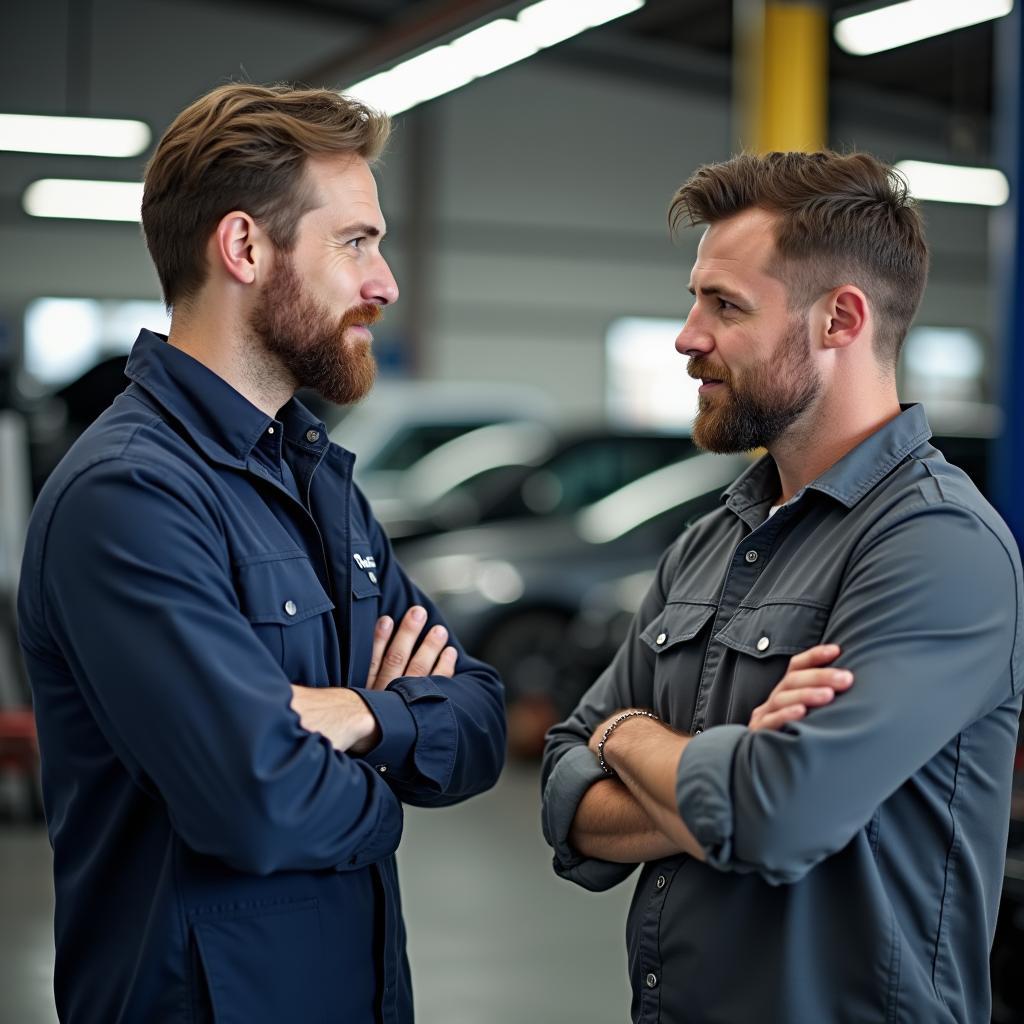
734;0;828;153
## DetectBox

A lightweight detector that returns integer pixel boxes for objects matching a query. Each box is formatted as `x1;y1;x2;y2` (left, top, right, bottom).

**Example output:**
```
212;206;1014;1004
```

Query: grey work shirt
541;405;1023;1024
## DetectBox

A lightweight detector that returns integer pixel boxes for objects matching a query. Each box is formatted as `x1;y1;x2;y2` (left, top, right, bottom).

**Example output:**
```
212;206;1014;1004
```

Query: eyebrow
687;282;748;304
334;223;385;240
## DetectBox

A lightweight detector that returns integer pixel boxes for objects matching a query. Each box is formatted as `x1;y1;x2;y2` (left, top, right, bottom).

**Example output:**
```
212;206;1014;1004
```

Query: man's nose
362;255;399;306
675;308;712;358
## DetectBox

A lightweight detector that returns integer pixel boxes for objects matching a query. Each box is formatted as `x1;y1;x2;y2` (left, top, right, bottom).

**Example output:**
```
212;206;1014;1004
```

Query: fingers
750;704;807;732
365;616;394;687
368;607;458;689
370;606;428;689
405;623;451;678
433;646;458;678
773;666;853;694
786;644;841;672
748;660;854;733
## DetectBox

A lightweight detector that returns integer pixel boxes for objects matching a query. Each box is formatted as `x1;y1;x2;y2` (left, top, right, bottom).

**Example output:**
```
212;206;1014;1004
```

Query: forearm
569;777;683;863
603;718;706;862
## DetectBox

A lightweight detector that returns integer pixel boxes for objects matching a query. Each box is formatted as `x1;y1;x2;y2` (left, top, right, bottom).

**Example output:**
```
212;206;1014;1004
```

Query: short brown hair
669;151;929;366
142;83;390;308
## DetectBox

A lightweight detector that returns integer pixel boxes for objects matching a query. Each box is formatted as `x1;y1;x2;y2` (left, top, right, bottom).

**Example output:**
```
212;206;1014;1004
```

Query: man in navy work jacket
542;151;1023;1023
17;83;505;1024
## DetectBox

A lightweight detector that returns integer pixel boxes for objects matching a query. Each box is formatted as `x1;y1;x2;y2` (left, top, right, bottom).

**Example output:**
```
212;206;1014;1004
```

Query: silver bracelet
597;710;660;776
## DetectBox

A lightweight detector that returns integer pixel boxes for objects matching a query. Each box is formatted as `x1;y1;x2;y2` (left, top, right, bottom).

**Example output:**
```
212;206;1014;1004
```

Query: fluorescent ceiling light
0;113;150;157
834;0;1012;56
347;0;645;115
897;159;1007;205
23;178;144;222
518;0;645;47
896;160;1009;206
449;19;538;79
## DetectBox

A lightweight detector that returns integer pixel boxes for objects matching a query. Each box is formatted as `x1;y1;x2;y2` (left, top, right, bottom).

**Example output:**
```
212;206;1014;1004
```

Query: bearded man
17;84;505;1024
541;151;1022;1024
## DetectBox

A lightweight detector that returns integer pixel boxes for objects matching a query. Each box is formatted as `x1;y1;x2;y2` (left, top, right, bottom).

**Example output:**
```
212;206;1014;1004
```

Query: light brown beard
688;317;821;453
249;251;380;406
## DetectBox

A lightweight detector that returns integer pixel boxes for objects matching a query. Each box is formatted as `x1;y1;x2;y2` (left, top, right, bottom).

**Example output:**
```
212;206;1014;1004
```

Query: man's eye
718;298;737;312
348;237;365;249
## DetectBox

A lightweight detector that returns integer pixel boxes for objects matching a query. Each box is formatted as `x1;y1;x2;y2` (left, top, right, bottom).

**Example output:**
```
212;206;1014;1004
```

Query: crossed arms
568;645;852;864
543;502;1019;888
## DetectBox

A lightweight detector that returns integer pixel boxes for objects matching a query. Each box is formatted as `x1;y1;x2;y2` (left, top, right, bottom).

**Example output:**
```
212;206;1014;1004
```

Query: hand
365;606;458;690
289;685;381;755
748;644;853;732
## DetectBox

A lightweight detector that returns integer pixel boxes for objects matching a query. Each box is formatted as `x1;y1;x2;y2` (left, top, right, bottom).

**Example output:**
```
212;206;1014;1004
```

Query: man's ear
821;284;869;351
210;211;267;286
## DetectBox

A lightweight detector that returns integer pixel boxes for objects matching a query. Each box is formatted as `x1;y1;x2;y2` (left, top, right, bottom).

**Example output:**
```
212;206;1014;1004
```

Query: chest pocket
714;601;829;725
639;601;717;723
234;552;336;681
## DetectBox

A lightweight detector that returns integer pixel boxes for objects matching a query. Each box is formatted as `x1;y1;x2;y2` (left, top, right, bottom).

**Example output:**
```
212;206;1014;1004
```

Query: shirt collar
124;330;327;468
724;404;933;513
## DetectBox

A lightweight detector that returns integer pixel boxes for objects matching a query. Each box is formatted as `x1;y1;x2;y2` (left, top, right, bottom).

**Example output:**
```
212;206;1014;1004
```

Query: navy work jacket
17;330;506;1024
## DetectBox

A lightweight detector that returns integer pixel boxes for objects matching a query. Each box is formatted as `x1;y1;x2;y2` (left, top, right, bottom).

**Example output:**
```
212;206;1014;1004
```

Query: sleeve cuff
356;688;418;776
387;675;456;793
676;724;746;870
541;744;637;892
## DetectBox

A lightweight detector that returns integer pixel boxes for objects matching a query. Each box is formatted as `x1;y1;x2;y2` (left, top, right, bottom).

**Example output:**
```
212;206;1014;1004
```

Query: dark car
379;424;699;541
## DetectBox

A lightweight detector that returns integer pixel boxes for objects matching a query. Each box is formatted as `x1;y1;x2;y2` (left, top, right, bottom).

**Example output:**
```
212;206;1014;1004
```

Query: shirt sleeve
539;540;686;891
33;457;404;876
676;497;1023;885
353;488;507;807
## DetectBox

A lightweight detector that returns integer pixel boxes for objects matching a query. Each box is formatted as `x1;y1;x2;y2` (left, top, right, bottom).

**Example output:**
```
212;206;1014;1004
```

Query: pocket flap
715;602;827;659
235;553;334;625
640;602;716;652
351;570;381;600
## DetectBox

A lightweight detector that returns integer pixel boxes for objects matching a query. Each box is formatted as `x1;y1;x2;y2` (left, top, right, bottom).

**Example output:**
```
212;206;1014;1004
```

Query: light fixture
347;0;645;115
0;113;150;157
23;179;144;222
834;0;1013;56
895;160;1009;206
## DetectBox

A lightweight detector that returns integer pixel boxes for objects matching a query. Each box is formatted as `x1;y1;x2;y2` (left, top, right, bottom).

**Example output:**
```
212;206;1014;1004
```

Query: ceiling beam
293;0;518;89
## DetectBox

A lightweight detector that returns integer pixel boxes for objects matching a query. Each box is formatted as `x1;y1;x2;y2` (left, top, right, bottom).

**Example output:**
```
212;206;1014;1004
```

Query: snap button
376;764;388;774
756;636;770;652
646;973;658;989
656;632;667;645
656;874;666;890
368;572;377;584
745;550;758;564
267;425;275;435
305;429;321;443
694;727;703;735
284;600;298;617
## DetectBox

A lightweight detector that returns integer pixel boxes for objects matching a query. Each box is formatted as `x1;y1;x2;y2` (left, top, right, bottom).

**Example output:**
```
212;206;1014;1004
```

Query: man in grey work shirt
542;151;1023;1023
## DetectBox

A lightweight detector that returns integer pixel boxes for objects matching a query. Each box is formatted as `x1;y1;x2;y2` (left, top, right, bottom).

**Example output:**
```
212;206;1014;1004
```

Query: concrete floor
0;763;634;1024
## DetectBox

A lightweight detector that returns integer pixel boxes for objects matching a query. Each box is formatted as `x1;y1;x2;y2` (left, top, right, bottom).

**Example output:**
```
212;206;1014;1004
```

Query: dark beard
688;318;820;453
249;252;379;405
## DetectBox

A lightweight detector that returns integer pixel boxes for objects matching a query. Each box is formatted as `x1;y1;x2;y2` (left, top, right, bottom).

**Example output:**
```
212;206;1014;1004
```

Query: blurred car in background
377;424;699;541
327;379;556;502
398;451;750;755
